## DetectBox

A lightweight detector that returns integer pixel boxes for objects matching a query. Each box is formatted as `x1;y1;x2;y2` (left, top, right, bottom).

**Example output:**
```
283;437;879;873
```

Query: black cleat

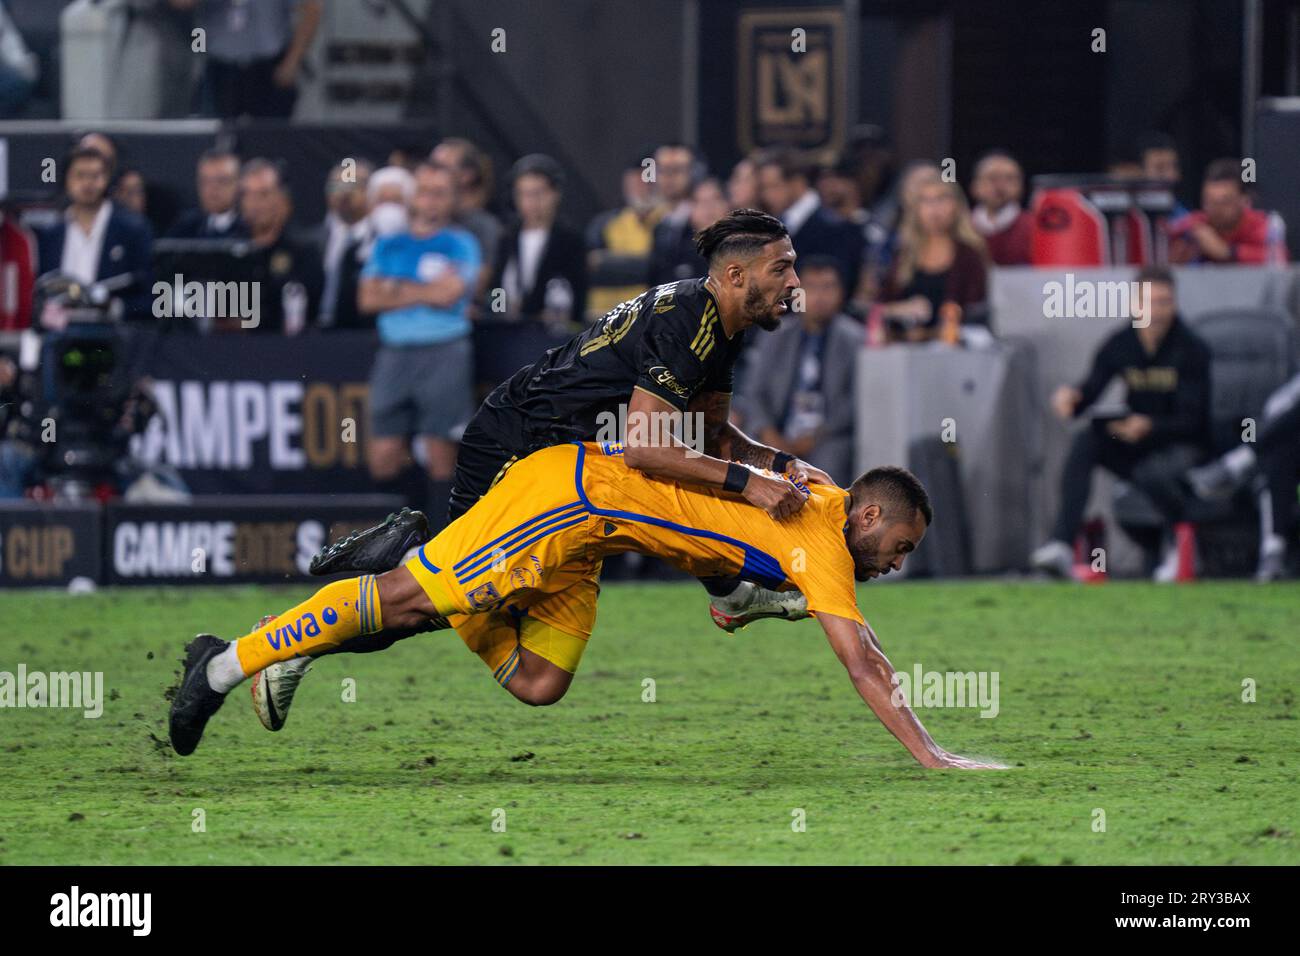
168;635;230;756
309;507;431;576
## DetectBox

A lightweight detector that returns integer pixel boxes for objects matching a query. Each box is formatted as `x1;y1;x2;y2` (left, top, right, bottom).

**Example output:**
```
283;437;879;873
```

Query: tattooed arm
622;387;808;519
695;391;838;486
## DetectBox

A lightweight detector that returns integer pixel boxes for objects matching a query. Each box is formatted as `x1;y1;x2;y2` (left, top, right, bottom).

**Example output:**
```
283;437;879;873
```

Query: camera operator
1;273;169;501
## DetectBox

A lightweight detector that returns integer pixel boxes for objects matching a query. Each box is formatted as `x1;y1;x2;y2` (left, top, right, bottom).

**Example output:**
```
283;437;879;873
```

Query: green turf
1;580;1296;865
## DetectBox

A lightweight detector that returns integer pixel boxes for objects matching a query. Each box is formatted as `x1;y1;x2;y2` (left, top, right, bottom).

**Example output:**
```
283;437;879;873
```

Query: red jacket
0;216;35;330
981;210;1034;265
1168;207;1287;264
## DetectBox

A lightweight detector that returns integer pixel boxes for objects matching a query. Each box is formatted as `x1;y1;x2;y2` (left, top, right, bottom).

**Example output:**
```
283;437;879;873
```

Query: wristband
724;462;750;493
771;451;795;473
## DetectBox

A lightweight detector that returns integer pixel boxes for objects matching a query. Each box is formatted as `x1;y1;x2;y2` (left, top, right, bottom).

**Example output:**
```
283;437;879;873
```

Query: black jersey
474;277;746;453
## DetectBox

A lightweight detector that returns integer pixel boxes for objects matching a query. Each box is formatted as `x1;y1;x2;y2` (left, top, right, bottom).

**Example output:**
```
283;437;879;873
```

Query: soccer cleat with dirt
709;584;810;633
168;635;231;756
246;614;312;731
309;507;430;576
251;657;313;731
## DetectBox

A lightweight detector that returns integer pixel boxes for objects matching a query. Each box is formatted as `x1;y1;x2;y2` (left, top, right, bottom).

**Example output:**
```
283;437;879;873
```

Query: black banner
0;501;101;588
130;331;379;496
103;495;402;585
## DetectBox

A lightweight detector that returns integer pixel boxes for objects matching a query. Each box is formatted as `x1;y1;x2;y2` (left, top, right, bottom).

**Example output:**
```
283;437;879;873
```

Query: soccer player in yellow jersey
169;443;1003;769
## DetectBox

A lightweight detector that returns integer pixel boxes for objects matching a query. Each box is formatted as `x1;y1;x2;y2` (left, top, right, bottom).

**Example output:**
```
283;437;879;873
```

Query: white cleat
709;581;810;633
246;614;313;732
251;657;313;732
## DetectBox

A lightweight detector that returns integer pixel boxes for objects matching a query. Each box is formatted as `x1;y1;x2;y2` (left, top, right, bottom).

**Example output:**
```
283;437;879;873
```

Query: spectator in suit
735;256;861;486
491;153;587;328
649;176;728;286
35;147;153;321
431;137;502;283
646;143;701;289
237;158;322;333
969;150;1033;266
1032;268;1212;580
586;159;663;318
876;178;989;343
316;157;374;328
166;149;248;240
323;164;415;331
1168;158;1288;265
756;147;864;292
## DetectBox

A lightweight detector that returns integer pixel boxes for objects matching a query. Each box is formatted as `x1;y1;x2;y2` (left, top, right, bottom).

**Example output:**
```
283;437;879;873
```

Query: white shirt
61;201;113;284
207;208;238;235
319;214;370;325
518;227;548;292
972;203;1022;236
782;189;821;237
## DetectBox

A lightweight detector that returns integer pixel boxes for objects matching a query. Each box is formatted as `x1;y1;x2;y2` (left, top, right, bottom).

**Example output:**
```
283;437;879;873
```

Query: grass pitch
1;580;1296;865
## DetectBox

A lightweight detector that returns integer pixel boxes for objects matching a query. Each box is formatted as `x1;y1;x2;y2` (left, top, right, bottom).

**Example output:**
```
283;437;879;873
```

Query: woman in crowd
875;178;989;343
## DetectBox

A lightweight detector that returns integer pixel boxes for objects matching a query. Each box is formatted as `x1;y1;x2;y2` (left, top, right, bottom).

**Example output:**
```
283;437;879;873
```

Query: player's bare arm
695;389;837;487
817;612;1004;770
622;386;808;519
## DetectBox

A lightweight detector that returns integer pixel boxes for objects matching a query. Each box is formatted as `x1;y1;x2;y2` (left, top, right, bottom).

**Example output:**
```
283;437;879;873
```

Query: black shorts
446;418;521;522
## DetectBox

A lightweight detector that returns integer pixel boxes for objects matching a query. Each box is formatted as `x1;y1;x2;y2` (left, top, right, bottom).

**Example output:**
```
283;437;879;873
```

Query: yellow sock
233;574;383;676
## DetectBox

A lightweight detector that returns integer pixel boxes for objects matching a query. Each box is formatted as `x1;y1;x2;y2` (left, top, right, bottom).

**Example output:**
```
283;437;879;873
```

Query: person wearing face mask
357;161;481;524
324;165;413;331
366;165;415;240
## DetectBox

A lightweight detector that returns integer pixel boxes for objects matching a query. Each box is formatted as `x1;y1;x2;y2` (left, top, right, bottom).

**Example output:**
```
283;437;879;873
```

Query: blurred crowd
0;128;1288;334
0;127;1294;580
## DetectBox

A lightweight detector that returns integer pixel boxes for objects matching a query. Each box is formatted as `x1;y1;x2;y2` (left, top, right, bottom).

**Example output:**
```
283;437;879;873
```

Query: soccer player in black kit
249;209;839;732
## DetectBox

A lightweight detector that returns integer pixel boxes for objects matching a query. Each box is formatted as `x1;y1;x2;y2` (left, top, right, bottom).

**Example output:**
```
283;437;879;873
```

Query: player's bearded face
849;523;888;582
850;511;926;581
744;278;785;331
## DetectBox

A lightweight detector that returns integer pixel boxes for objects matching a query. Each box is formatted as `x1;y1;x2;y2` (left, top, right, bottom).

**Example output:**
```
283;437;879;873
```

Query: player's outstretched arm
817;612;1005;769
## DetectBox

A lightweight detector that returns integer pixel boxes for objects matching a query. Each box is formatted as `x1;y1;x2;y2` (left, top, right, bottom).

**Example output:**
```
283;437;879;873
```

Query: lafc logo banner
737;7;846;156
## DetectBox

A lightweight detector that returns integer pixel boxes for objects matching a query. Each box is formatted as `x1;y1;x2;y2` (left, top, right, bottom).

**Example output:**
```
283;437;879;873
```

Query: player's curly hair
694;208;788;266
850;466;933;526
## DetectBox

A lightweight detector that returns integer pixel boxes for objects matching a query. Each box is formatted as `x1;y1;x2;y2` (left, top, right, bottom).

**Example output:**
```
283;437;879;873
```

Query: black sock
697;575;742;597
